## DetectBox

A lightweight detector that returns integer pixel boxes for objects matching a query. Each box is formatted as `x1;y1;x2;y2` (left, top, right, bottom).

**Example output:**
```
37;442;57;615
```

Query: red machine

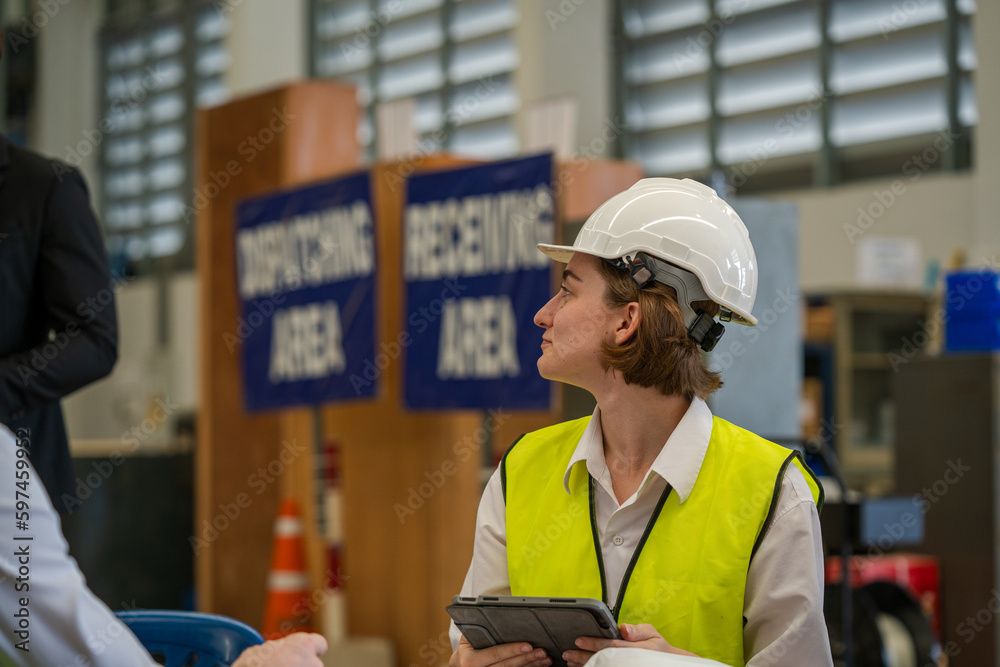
826;553;941;665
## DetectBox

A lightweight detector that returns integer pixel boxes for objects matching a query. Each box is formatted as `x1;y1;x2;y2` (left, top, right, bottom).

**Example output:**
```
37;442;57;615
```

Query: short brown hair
597;259;722;400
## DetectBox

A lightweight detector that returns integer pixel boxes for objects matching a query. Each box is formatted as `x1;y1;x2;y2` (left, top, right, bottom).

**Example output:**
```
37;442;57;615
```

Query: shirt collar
562;397;714;504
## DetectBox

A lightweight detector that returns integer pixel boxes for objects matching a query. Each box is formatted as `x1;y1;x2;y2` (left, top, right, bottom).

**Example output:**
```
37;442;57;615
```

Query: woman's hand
562;622;699;666
449;634;553;667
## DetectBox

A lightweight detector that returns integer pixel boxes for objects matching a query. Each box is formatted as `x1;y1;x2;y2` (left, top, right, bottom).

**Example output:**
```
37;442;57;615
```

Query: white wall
771;172;977;291
32;0;102;198
49;2;309;445
973;0;1000;260
769;2;1000;290
60;274;200;447
226;0;306;99
515;0;615;156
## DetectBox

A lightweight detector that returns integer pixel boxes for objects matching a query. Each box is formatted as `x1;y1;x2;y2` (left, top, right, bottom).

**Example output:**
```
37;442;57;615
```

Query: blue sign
403;154;554;409
234;172;376;411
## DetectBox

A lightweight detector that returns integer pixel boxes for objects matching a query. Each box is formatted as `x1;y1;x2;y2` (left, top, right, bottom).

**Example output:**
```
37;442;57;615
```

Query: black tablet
447;595;621;666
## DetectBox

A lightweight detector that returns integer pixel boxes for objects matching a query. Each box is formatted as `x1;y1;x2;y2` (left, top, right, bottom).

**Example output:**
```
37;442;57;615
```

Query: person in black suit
0;43;118;513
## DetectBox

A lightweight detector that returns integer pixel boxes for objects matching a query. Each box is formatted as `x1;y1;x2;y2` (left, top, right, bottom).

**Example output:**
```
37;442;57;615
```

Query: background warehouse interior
2;0;1000;665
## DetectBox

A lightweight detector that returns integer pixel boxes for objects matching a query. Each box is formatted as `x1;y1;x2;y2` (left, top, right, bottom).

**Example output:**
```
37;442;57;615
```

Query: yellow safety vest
502;416;823;667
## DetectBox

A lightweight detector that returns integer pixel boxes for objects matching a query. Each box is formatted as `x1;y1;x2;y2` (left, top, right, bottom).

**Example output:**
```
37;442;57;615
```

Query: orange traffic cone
263;499;315;638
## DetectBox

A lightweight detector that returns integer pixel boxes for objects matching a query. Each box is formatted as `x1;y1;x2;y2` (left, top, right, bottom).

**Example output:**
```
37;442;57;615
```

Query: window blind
618;0;976;188
100;2;231;270
312;0;519;160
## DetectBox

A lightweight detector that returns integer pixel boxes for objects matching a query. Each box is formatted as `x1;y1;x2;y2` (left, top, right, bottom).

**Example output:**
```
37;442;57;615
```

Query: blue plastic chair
115;610;264;667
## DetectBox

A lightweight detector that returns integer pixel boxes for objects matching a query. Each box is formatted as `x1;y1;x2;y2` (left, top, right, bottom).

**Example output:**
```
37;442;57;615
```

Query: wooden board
323;155;485;666
557;158;643;223
197;97;645;663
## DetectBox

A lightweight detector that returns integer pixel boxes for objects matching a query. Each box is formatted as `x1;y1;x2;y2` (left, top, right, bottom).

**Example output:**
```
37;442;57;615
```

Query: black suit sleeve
0;168;119;415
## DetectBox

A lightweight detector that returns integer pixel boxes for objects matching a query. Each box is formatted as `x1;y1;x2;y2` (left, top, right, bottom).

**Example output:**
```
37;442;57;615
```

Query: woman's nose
534;294;557;328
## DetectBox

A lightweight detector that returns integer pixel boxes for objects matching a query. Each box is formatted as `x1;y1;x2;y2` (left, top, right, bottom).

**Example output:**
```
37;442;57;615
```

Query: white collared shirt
0;425;158;665
450;398;834;666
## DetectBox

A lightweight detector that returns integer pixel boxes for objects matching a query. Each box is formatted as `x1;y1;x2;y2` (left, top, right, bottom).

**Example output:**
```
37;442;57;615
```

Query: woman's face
533;254;624;388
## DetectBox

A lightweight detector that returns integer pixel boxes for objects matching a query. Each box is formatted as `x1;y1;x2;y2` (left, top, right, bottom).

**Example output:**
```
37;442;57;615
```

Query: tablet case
447;596;620;667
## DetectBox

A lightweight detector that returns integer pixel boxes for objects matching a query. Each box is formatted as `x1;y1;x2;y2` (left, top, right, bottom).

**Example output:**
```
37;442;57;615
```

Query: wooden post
195;81;359;628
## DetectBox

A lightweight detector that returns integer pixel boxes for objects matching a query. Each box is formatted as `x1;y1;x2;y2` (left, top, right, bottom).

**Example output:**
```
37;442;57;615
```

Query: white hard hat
538;178;759;335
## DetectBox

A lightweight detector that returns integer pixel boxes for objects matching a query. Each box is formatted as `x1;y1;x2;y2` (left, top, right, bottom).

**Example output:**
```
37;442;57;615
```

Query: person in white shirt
448;179;832;667
0;424;327;666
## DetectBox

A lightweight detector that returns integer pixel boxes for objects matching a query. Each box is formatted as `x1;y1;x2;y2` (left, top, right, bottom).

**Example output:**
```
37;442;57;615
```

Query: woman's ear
613;302;641;345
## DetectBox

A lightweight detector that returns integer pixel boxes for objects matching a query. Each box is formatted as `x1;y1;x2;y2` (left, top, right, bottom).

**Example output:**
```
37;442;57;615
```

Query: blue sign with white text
403;154;554;409
234;172;377;411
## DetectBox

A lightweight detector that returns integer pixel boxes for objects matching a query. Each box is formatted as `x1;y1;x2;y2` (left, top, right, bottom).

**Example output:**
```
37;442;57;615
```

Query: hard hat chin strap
608;253;726;353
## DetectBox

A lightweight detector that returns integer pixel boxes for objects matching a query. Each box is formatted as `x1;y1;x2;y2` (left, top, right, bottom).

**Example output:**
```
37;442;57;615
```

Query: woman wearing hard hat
448;179;832;667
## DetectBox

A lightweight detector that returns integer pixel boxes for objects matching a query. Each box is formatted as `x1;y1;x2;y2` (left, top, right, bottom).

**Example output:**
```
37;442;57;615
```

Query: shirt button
613;535;624;546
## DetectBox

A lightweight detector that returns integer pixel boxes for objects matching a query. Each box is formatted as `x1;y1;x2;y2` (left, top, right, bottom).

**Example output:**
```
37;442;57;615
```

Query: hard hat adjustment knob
689;312;725;353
